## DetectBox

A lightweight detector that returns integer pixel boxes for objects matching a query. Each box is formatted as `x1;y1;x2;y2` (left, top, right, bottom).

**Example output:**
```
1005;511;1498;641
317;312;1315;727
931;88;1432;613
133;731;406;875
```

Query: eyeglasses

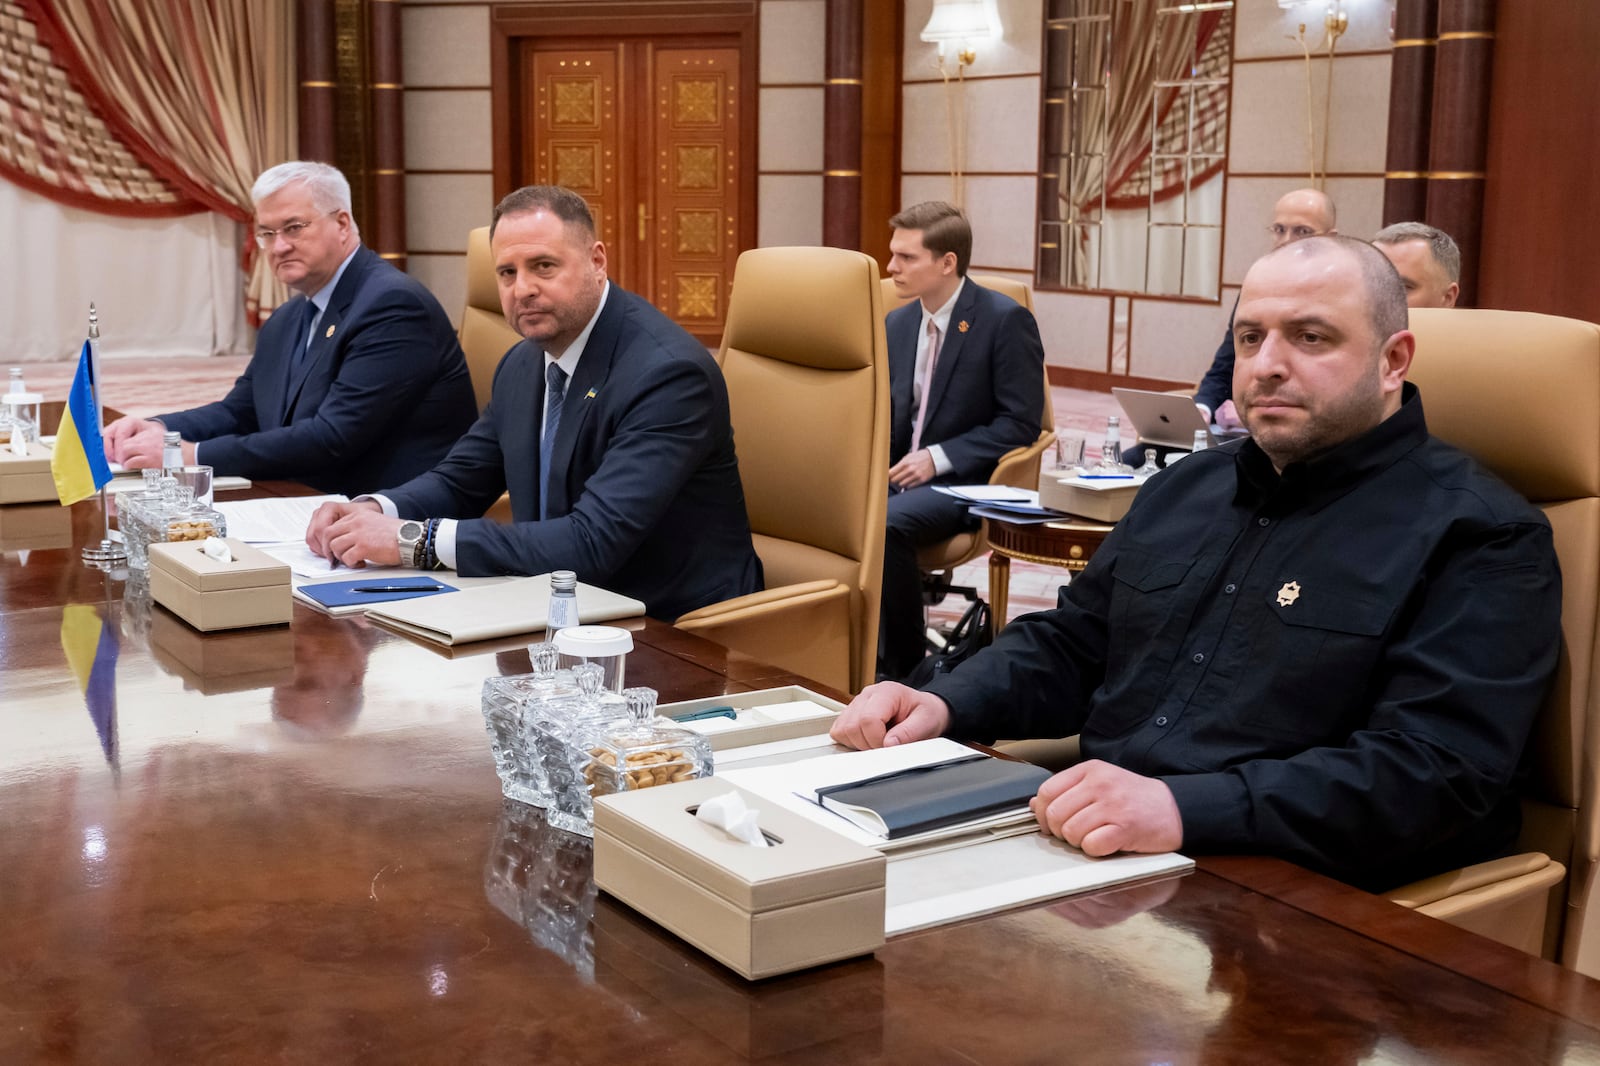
255;211;339;248
1267;223;1320;242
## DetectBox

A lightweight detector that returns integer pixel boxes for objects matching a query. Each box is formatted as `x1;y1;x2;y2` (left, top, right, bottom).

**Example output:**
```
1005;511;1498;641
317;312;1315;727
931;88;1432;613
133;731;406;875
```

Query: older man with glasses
104;161;476;496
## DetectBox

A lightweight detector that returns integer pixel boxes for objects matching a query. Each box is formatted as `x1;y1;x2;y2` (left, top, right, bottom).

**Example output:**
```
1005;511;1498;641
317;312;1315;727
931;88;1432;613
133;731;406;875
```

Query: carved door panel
522;40;743;345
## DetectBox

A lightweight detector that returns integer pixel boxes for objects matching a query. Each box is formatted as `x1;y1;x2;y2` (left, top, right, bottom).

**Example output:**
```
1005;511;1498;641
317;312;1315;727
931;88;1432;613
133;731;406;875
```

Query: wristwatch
397;520;425;569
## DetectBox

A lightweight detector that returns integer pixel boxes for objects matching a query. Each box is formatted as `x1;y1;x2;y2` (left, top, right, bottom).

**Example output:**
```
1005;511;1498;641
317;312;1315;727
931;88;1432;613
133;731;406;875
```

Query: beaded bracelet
422;517;440;571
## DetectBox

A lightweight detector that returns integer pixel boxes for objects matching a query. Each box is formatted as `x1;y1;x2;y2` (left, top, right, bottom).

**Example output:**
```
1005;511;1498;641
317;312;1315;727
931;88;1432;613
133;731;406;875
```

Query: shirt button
1155;716;1169;727
1258;517;1271;527
1192;652;1205;664
1224;583;1237;594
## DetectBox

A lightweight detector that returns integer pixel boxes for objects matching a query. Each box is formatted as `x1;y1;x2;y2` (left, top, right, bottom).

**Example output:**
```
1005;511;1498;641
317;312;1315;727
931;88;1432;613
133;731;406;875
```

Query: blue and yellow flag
51;340;113;505
61;604;120;767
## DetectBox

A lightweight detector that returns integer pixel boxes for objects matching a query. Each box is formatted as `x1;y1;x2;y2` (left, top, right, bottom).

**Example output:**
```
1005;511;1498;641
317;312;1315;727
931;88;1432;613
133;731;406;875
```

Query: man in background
103;161;476;496
1373;221;1461;308
877;201;1044;680
305;185;763;622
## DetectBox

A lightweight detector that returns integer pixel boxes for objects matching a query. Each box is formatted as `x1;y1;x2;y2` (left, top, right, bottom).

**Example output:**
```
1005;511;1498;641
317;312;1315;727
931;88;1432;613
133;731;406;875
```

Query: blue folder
297;575;458;609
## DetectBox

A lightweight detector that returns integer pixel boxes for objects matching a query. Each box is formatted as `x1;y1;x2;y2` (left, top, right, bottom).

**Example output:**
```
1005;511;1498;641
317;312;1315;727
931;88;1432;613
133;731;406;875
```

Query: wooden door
521;39;744;345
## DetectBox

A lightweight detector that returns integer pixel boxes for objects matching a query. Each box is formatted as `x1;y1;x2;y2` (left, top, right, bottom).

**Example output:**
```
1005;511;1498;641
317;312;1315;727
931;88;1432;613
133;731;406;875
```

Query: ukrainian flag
61;604;119;767
51;339;113;505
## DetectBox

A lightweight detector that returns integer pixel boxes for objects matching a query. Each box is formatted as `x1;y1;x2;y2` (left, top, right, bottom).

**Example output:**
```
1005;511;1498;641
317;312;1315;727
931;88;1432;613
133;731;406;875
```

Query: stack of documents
363;575;645;646
931;484;1071;525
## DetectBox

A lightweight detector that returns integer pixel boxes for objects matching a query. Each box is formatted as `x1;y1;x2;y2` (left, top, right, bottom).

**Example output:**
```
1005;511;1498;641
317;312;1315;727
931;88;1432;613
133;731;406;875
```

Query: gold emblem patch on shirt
1276;581;1301;607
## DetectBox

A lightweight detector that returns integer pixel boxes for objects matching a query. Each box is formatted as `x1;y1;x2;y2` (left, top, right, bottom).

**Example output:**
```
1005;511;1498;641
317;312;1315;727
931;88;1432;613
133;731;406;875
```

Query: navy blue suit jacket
887;279;1045;483
1192;297;1239;414
159;246;476;495
382;285;764;621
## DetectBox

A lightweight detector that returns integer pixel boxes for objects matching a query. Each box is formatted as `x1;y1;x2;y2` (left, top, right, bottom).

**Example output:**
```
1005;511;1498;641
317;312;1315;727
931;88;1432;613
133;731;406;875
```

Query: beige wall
398;0;825;327
899;0;1393;387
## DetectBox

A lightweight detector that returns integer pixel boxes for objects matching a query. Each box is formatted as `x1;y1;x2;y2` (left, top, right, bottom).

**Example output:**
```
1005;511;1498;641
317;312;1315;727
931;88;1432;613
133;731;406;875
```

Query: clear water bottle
1100;415;1124;471
547;569;579;633
7;367;23;395
162;430;183;471
1191;429;1209;453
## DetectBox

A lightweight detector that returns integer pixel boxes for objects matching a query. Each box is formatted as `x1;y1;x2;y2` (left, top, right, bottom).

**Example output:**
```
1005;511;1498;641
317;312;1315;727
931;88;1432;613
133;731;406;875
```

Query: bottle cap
550;569;578;591
554;624;634;658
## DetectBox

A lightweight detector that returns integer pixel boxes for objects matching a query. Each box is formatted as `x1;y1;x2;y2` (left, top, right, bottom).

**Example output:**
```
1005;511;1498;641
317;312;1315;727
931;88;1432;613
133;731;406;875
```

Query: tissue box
0;500;72;550
594;777;886;980
148;538;292;632
659;685;846;751
1038;471;1141;522
0;440;58;504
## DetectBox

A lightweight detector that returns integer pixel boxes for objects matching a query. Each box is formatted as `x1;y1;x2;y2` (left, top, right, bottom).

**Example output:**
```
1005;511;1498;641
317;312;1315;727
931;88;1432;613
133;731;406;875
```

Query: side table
983;514;1115;630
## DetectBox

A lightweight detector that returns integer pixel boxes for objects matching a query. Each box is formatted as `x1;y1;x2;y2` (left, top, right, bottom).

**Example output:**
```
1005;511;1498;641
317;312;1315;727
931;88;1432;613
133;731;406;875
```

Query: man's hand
889;449;937;490
305;499;397;567
1030;759;1183;857
830;681;952;749
1214;399;1244;432
103;416;166;468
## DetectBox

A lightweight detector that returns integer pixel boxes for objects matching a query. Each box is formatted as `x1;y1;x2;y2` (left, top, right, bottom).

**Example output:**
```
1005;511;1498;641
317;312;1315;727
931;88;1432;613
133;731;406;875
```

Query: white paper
932;485;1038;504
256;539;382;579
214;494;347;543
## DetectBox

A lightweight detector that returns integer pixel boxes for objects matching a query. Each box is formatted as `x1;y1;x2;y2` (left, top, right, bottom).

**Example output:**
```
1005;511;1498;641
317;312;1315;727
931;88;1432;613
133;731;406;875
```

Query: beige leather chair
878;274;1056;576
675;247;891;694
459;226;522;413
1384;308;1600;971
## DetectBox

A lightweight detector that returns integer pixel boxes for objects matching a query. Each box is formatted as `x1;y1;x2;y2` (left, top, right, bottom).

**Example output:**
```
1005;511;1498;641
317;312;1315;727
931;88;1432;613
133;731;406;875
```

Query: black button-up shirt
928;385;1562;891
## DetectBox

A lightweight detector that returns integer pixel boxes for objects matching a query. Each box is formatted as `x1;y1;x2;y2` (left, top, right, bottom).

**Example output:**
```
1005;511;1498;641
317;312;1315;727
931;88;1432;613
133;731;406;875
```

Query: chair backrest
459;226;523;413
1406;307;1600;971
720;247;891;693
878;273;1053;435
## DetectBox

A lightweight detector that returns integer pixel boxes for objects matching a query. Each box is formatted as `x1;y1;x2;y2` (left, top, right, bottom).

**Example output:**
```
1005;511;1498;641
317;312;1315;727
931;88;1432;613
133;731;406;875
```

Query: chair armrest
676;580;853;692
1383;852;1558;910
991;431;1056;491
1383;852;1566;957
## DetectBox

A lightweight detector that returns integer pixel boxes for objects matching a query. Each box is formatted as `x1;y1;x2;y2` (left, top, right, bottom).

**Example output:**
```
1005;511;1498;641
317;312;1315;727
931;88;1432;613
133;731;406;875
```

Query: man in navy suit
878;202;1045;680
305;185;763;622
104;162;476;496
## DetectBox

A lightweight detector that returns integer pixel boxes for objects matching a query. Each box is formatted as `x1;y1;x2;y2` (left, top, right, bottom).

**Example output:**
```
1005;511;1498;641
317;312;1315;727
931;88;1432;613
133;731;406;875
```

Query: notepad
815;753;1051;840
363;574;646;646
296;575;458;609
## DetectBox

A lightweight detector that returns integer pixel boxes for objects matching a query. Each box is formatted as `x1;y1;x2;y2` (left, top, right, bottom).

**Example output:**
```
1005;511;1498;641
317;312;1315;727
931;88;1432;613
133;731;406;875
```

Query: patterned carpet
15;352;1120;627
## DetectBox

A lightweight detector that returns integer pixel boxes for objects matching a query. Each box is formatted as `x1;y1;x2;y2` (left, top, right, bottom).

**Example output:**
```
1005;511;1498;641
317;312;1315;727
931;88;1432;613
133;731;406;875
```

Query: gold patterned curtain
22;0;296;324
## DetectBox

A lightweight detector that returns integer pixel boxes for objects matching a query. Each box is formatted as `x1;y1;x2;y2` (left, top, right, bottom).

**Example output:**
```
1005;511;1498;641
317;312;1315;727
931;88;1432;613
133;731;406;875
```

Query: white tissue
202;536;233;563
696;791;769;847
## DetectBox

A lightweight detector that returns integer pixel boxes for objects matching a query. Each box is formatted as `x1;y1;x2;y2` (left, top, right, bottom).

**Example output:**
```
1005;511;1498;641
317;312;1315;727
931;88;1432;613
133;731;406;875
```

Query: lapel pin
957;320;970;333
324;324;336;339
585;387;597;399
1275;581;1301;608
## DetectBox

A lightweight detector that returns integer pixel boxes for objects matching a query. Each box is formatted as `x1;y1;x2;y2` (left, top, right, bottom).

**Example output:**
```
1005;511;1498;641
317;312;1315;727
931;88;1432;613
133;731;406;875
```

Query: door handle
637;203;650;242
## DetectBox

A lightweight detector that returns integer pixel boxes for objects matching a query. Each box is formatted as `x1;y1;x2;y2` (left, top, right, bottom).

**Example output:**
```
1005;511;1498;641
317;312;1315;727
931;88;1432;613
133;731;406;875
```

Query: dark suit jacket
159;246;476;496
1192;297;1239;415
887;279;1045;483
382;284;764;621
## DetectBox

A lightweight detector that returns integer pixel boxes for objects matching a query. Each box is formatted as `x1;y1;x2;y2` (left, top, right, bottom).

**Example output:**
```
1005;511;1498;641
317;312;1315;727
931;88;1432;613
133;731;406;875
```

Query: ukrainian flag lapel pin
585;387;597;400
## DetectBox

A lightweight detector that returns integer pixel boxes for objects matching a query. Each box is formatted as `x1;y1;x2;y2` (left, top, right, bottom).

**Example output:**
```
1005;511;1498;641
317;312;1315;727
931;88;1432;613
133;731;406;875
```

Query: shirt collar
308;245;361;315
920;276;965;337
1235;381;1429;513
544;281;610;380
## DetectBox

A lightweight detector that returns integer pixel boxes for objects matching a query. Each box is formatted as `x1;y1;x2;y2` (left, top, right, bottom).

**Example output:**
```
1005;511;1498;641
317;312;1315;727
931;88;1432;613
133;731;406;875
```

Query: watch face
398;521;424;542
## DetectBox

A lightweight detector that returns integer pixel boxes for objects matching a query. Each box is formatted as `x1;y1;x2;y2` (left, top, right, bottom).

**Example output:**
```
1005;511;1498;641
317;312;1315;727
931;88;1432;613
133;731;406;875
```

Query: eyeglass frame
254;210;342;249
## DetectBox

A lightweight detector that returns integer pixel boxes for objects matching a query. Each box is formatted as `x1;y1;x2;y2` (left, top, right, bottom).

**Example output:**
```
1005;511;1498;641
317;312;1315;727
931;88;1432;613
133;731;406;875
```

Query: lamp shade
920;0;995;45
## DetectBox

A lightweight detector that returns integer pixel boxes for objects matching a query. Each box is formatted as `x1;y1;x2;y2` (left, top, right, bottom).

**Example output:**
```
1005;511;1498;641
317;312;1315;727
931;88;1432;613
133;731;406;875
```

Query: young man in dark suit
877;201;1045;680
103;161;476;496
305;185;763;622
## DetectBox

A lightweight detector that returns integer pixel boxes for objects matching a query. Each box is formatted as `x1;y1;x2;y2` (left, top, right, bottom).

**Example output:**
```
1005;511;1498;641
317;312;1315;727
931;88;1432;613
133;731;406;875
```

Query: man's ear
1381;329;1416;395
1442;282;1460;308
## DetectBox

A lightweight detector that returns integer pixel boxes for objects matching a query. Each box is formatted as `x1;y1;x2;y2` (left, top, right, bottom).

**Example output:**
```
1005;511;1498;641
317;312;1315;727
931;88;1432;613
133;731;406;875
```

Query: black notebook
813;754;1051;840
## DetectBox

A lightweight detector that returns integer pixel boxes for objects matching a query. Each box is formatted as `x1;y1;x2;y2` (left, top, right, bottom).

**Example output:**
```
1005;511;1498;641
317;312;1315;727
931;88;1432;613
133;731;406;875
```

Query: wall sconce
920;0;1002;206
1282;0;1350;186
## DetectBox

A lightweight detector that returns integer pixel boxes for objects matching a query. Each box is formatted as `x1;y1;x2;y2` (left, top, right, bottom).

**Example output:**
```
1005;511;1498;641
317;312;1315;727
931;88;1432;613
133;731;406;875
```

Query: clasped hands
830;682;1182;857
304;499;405;567
102;415;195;467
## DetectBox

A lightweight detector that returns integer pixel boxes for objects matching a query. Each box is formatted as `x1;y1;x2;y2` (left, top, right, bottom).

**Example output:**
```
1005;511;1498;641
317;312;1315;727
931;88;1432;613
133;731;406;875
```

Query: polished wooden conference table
6;485;1600;1063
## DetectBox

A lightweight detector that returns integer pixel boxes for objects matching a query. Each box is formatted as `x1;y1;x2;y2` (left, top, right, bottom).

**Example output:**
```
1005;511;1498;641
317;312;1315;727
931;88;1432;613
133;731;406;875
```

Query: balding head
1269;188;1337;248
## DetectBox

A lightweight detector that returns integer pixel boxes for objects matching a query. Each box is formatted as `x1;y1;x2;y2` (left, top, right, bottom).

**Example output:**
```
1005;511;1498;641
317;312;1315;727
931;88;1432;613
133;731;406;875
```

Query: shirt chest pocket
1109;551;1199;644
1245;588;1398;741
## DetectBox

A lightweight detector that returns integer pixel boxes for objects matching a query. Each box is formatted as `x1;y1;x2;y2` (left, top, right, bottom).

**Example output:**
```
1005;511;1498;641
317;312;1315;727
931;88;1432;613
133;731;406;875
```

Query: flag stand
80;304;126;570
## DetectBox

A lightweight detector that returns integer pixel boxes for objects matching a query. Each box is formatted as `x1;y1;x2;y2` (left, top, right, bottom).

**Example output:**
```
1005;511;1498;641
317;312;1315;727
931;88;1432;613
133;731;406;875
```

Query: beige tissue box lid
1037;471;1140;523
148;538;291;592
0;440;58;503
594;778;885;913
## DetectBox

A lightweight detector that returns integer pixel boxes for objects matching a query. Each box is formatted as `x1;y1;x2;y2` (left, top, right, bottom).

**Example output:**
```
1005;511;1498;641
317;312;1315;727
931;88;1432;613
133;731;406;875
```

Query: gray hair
1372;221;1461;282
251;161;353;218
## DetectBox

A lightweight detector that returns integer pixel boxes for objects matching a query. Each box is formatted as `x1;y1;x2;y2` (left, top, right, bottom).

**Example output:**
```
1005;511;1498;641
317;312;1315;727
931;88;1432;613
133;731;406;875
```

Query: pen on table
352;584;450;593
1078;474;1135;480
670;705;738;723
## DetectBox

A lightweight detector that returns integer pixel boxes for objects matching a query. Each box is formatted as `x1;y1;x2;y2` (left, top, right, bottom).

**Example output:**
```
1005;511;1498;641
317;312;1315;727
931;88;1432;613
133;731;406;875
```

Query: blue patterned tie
289;299;317;370
539;362;568;520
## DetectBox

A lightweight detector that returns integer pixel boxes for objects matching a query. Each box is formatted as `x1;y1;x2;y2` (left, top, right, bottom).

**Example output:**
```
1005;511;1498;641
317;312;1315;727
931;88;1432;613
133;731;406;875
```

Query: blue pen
670;705;738;723
1078;474;1135;480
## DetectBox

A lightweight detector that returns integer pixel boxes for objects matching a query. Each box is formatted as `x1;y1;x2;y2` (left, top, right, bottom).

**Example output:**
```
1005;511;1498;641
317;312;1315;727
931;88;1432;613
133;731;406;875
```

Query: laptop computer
1112;387;1247;450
